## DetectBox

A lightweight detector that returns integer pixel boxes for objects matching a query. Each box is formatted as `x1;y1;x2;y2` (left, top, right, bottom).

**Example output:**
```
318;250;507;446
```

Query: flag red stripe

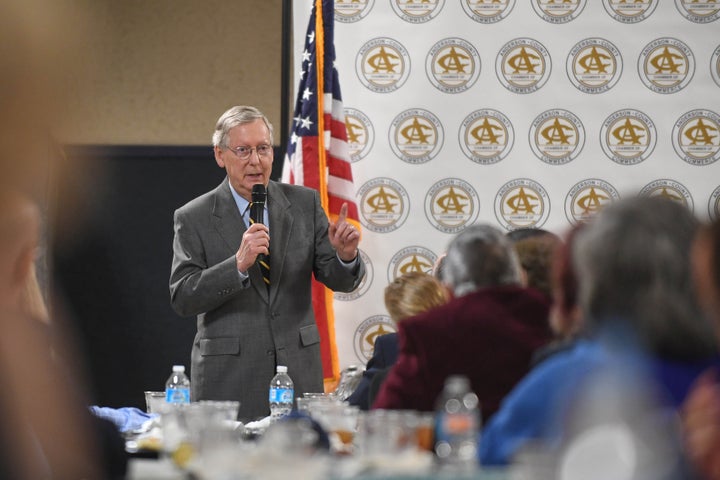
327;155;353;179
300;138;321;191
328;196;358;220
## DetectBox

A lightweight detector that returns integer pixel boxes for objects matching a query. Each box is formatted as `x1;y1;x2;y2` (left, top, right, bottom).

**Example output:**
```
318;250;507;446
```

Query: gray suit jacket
170;178;365;421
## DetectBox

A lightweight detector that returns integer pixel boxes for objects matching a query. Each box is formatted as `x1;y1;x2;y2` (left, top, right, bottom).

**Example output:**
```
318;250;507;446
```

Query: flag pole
315;0;328;209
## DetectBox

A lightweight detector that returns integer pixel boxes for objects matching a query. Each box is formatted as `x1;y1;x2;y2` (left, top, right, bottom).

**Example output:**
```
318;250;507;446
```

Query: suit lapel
212;177;269;304
267;181;293;304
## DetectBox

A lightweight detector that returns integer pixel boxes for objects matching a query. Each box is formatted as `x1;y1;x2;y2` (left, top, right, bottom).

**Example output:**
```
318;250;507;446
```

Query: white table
127;458;186;480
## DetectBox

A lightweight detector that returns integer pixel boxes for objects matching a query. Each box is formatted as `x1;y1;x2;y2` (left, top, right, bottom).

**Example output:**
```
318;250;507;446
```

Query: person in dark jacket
372;225;552;420
347;272;448;409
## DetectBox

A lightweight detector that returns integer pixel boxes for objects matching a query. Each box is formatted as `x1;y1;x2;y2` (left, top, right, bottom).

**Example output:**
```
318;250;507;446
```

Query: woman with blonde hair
385;271;450;323
347;272;449;409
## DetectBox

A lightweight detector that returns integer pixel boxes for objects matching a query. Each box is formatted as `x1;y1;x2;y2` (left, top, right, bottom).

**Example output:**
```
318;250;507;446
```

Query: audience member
506;228;561;300
0;3;128;477
347;272;449;409
480;197;719;477
692;218;720;327
683;370;720;480
530;224;584;366
0;191;108;479
683;218;720;480
372;225;552;420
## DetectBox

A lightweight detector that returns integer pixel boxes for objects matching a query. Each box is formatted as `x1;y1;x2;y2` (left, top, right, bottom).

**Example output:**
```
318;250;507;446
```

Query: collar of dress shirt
228;182;268;229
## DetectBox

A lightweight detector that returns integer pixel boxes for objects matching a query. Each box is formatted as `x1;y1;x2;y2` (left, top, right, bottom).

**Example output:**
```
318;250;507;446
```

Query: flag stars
300;116;313;130
290;132;299;144
308;31;315;44
302;87;313;100
302;49;311;63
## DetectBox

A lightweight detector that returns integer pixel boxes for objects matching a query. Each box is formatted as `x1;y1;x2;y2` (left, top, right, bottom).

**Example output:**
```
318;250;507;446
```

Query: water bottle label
436;412;477;443
166;387;190;403
269;387;294;403
442;413;474;434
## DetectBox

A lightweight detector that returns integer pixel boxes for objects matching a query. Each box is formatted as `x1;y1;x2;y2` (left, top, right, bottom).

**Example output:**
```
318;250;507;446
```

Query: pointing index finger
338;202;348;224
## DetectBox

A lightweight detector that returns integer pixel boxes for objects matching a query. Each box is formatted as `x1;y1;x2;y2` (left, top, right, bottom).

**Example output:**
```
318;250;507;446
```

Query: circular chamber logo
709;186;720;221
356;37;411;93
496;38;551;94
639;179;694;212
672;110;720;166
638;38;695;94
353;315;396;363
602;0;658;23
494;179;550;230
459;109;514;165
344;108;374;163
566;38;623;94
712;45;720;88
461;0;516;23
531;0;587;23
387;246;438;283
426;38;481;94
334;0;375;23
425;178;480;234
357;177;410;233
389;109;444;164
600;109;657;165
390;0;445;23
335;249;373;301
564;179;620;225
675;0;720;23
529;109;585;165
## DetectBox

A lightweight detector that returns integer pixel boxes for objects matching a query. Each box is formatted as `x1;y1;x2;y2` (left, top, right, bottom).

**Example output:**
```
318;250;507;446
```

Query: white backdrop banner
292;0;720;370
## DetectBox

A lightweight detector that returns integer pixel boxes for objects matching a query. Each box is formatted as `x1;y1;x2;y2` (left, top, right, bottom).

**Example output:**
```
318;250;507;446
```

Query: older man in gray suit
170;105;364;421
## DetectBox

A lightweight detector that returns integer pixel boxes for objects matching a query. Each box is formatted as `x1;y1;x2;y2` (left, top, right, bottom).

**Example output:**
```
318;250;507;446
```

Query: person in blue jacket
480;197;719;478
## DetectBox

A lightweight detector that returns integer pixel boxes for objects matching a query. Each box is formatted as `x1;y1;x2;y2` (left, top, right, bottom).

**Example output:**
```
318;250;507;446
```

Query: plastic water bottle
269;365;294;420
434;375;480;471
165;365;191;404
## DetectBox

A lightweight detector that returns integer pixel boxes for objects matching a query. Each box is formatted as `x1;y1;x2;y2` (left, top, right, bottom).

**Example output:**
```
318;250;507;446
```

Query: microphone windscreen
251;183;267;204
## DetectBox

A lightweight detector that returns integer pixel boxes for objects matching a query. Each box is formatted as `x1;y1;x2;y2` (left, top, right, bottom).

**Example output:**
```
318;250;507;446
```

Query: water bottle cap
276;365;288;373
445;374;470;390
172;365;185;373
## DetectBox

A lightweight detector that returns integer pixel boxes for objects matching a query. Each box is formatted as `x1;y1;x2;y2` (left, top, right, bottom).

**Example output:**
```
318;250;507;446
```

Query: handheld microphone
250;184;266;226
250;184;269;269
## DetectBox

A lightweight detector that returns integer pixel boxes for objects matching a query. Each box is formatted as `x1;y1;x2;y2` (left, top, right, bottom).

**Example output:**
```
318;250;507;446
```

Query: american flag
282;0;359;385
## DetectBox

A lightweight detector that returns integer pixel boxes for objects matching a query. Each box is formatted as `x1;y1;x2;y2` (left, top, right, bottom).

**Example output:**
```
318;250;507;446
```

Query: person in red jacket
372;224;552;421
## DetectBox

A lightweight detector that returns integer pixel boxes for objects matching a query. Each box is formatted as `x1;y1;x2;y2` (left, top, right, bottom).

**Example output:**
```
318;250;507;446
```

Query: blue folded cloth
89;406;156;433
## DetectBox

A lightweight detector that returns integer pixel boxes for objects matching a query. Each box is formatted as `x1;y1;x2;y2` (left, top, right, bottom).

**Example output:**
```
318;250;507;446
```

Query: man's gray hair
212;105;274;148
573;196;716;359
444;224;523;297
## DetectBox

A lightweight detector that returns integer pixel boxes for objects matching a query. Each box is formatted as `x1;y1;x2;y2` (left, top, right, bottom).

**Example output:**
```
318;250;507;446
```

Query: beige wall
59;0;284;146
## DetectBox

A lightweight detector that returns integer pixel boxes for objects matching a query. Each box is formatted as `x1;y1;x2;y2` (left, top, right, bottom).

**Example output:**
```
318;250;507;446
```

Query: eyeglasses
224;144;273;160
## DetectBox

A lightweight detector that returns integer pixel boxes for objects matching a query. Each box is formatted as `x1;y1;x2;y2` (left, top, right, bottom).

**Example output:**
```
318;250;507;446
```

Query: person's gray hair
212;105;274;148
444;224;523;297
573;196;716;360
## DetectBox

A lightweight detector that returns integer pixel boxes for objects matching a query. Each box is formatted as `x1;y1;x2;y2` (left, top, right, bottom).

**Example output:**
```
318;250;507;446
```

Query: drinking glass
144;391;166;414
